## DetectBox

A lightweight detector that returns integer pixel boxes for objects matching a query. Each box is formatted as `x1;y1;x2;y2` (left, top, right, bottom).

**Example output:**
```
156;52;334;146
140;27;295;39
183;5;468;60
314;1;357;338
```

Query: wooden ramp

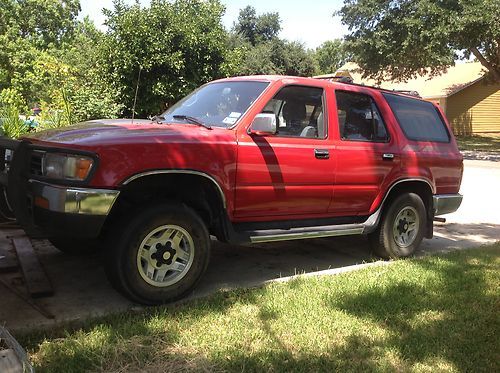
12;236;53;298
0;229;54;319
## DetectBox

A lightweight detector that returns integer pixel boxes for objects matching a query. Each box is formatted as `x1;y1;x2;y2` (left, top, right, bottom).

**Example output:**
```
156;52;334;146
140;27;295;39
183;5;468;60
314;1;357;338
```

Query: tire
369;192;427;259
104;203;211;305
49;237;100;255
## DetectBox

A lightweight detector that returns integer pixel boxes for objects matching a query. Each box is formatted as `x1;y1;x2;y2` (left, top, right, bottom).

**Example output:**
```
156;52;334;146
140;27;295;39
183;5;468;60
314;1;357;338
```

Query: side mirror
249;113;277;135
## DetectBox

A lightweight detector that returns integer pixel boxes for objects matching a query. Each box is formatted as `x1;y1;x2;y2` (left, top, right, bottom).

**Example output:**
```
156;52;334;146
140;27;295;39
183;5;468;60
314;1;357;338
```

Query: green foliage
236;39;317;77
0;0;81;48
0;87;26;112
231;6;316;77
0;105;29;138
100;0;229;117
315;39;350;75
233;5;281;46
36;109;71;131
337;0;500;82
0;0;81;94
56;18;123;122
0;0;351;125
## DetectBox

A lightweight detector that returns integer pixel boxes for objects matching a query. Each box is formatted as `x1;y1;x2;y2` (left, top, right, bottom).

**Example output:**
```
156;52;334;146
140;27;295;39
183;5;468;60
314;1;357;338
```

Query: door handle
382;153;395;160
314;149;330;159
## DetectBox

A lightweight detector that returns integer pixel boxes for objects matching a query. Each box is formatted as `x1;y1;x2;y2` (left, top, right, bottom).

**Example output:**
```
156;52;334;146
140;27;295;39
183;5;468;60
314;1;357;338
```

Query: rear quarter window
382;93;450;142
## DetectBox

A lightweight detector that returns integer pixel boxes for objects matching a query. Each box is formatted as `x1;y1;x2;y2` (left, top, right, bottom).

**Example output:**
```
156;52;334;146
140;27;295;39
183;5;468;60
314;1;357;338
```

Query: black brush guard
0;137;43;236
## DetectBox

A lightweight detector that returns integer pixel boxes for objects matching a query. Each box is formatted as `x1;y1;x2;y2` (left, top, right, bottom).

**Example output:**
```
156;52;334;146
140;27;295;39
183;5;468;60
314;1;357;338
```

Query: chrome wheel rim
392;206;419;248
136;225;194;287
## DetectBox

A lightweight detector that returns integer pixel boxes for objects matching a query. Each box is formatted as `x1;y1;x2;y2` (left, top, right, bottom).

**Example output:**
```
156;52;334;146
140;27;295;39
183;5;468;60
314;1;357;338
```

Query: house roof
314;62;487;98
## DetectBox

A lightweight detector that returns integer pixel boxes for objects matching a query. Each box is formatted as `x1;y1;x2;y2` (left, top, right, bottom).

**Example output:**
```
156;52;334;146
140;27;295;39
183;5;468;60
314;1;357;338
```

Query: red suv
0;76;463;304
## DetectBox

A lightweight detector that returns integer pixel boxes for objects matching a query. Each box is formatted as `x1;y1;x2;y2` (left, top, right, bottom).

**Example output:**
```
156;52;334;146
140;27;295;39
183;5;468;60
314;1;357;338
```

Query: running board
247;224;365;243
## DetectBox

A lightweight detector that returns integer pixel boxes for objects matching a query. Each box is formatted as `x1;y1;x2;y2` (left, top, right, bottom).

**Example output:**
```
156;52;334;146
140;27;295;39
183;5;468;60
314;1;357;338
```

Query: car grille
30;151;44;176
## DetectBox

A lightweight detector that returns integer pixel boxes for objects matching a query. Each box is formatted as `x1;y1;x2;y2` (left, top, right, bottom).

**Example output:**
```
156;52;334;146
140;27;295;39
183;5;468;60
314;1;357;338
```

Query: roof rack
392;90;421;98
314;76;422;98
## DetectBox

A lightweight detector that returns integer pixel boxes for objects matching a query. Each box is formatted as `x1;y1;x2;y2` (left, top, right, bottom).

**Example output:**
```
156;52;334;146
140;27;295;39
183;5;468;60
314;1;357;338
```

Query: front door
234;84;335;220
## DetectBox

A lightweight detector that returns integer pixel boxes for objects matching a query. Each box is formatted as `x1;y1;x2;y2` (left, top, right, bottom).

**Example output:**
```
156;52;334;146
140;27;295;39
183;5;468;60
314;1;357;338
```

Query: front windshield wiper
173;115;212;130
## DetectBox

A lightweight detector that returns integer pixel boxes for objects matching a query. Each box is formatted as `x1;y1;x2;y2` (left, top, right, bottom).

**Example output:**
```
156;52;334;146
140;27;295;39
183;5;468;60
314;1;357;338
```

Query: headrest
282;101;306;121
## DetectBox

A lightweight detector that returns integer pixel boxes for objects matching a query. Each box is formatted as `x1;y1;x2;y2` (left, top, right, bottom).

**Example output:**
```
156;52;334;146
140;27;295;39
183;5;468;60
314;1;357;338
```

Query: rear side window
382;93;450;142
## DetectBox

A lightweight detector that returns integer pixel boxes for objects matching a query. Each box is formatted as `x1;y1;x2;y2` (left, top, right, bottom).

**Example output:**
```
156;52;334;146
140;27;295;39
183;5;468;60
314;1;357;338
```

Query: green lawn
455;134;500;153
21;244;500;373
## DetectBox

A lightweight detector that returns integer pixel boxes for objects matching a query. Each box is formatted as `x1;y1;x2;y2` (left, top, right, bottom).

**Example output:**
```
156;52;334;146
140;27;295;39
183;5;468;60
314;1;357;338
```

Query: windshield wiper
173;115;212;130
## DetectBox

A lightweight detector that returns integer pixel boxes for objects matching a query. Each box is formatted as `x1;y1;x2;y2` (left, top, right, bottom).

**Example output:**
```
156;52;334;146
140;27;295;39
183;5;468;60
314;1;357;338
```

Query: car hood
25;119;229;146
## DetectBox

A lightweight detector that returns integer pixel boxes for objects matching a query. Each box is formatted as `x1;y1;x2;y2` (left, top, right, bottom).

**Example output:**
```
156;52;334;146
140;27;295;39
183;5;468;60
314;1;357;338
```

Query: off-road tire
369;192;427;259
104;203;210;305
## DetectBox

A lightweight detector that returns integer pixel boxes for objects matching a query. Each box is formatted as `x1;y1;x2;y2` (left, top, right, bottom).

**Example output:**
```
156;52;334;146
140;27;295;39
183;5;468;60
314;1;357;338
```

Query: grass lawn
455;134;500;153
21;244;500;373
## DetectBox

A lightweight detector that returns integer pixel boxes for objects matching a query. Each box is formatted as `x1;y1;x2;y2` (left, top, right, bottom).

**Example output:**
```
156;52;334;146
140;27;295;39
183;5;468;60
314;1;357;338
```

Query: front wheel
369;193;427;259
104;204;211;305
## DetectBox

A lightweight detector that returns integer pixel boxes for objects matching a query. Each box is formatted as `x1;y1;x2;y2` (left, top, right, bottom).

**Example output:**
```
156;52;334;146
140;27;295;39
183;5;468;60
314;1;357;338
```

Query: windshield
160;81;269;128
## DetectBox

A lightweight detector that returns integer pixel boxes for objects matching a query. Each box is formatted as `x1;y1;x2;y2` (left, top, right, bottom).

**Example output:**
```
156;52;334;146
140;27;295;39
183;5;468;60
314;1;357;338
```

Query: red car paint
26;76;463;223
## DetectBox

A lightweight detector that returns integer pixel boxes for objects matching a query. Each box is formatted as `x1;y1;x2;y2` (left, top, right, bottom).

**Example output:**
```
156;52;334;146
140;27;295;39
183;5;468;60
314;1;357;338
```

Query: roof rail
314;76;422;98
392;90;421;98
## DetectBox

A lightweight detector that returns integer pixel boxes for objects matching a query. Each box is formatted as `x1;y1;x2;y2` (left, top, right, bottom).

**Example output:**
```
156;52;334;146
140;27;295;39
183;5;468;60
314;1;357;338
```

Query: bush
0;105;30;138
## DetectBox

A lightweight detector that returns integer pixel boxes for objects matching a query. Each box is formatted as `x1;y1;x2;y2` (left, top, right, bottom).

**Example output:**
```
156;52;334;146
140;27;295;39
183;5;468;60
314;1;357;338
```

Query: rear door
234;83;336;220
330;88;401;216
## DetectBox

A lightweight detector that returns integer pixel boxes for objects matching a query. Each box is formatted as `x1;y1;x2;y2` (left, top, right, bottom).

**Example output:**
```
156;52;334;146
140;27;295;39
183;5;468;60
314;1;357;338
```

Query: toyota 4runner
0;75;463;304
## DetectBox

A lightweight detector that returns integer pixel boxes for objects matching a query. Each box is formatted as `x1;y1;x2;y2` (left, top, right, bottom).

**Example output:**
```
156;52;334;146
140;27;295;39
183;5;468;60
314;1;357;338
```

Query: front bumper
30;180;119;215
29;180;120;237
433;194;463;216
0;137;119;238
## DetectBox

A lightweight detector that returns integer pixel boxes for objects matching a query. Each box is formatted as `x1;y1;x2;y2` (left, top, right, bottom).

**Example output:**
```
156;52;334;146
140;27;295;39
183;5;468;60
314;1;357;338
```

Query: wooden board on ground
12;236;53;298
0;247;18;273
0;349;23;373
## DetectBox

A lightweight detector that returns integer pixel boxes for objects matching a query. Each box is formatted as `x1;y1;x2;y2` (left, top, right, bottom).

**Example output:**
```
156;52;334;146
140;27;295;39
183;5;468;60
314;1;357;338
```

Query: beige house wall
446;80;500;135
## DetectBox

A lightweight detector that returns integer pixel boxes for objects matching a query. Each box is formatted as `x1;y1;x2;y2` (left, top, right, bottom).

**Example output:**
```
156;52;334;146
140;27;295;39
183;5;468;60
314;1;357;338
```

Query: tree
0;0;81;48
337;0;500;82
233;5;281;45
271;40;318;77
230;5;315;77
57;18;123;121
234;39;317;77
101;0;229;116
315;39;350;75
0;0;82;110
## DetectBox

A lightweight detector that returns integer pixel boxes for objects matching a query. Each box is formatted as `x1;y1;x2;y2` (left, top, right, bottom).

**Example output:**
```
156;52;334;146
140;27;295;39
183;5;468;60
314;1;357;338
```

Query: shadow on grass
456;134;500;153
22;289;260;372
325;251;499;372
21;249;499;373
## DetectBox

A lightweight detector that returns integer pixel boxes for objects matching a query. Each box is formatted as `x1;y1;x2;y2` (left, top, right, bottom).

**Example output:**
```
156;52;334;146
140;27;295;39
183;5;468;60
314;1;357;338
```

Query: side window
335;91;389;142
382;93;450;142
261;85;326;138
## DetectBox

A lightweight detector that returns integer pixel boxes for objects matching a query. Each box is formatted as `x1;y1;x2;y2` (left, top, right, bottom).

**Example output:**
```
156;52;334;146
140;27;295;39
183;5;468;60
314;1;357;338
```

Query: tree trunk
469;47;500;82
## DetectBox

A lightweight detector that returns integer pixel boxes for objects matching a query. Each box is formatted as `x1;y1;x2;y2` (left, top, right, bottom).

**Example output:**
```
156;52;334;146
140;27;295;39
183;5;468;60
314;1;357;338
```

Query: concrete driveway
1;159;499;333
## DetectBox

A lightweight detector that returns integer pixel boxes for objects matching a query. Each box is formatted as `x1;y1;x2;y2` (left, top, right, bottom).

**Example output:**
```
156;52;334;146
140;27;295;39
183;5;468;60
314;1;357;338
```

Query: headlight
42;153;94;181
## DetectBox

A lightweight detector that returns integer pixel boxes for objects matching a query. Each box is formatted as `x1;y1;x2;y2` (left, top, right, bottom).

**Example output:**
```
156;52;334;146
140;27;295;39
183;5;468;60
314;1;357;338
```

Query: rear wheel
369;192;426;259
104;203;210;305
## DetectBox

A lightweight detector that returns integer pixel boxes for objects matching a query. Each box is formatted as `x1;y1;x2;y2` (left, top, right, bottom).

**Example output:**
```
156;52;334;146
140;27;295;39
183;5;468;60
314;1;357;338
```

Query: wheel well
381;180;434;238
103;173;225;237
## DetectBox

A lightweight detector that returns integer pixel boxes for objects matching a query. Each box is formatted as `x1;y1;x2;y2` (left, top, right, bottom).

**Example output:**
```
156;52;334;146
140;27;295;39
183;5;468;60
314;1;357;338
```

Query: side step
244;224;365;243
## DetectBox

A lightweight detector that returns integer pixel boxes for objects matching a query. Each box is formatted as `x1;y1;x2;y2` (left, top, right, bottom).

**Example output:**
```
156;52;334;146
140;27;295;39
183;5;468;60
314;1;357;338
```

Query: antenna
131;66;142;124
